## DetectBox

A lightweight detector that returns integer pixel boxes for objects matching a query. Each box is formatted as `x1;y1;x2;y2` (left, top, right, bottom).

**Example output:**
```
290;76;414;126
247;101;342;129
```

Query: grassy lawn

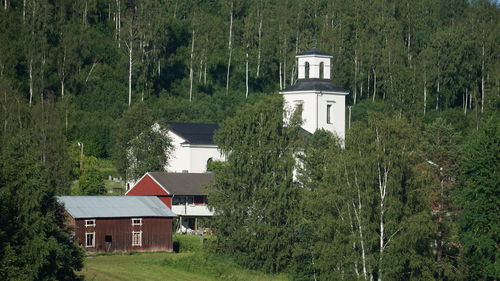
80;235;290;281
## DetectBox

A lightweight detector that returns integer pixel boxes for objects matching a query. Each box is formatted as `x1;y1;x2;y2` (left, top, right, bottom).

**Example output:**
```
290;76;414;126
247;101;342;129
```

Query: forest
0;0;498;280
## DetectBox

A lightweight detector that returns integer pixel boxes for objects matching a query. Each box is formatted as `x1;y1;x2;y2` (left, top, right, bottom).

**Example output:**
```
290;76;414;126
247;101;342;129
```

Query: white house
164;122;225;173
280;48;349;139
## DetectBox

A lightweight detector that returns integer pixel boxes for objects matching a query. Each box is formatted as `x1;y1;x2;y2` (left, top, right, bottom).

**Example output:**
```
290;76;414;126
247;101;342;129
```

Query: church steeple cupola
297;48;333;80
279;47;349;140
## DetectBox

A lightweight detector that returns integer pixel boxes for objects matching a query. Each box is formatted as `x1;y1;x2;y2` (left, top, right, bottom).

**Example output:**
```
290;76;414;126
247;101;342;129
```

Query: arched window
305;62;310;79
206;157;214;172
319;62;324;79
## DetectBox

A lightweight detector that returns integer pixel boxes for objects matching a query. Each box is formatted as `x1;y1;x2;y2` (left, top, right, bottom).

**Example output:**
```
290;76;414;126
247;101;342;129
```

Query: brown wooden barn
57;196;177;253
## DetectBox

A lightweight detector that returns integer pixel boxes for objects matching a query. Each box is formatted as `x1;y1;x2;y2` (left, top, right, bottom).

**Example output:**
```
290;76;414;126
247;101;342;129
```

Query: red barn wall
75;217;173;253
127;175;173;208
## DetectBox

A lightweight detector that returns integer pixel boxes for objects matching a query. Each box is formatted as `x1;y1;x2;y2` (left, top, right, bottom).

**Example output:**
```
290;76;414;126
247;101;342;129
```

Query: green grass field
80;235;290;281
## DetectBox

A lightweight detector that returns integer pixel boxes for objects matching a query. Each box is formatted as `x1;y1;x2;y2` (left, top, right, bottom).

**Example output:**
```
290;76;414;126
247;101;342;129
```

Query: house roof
148;172;214;196
280;79;349;94
165;122;219;145
57;196;177;219
297;48;333;57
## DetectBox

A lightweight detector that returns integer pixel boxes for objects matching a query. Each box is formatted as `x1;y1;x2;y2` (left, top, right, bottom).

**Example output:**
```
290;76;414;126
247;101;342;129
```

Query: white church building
280;48;349;139
126;48;348;231
162;47;348;173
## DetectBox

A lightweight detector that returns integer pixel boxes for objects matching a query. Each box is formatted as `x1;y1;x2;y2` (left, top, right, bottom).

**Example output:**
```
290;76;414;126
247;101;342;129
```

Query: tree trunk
372;67;377;102
225;2;233;95
29;59;33;106
423;77;427;115
436;80;440;110
116;0;121;48
245;47;249;98
481;44;485;113
128;40;132;107
189;27;195;102
354;51;358;104
377;160;388;281
256;15;262;78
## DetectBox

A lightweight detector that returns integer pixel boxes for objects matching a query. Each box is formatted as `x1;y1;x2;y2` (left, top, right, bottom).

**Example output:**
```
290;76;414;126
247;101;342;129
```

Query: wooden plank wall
75;217;173;253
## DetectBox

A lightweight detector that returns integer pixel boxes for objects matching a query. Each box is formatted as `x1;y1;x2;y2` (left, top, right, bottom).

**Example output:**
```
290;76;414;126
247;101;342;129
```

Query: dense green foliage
0;0;497;159
0;89;84;280
77;167;106;195
455;114;499;280
0;0;498;279
293;114;437;280
112;104;172;181
208;96;302;273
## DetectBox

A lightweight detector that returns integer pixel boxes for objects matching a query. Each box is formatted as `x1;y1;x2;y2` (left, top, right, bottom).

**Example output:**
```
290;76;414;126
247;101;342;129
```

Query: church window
327;104;332;124
319;62;324;79
305;62;310;79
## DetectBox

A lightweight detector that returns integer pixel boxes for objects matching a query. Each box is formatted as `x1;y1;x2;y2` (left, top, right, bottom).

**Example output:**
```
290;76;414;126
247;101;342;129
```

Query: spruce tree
455;115;499;280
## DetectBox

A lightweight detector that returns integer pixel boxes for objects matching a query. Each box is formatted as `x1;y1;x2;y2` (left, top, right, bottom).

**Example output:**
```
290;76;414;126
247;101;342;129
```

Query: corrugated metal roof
57;196;177;219
148;172;214;196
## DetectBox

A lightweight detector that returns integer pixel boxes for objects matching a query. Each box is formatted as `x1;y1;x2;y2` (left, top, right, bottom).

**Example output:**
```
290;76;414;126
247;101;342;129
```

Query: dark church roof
148;172;214;196
297;48;333;57
165;122;219;145
280;79;349;94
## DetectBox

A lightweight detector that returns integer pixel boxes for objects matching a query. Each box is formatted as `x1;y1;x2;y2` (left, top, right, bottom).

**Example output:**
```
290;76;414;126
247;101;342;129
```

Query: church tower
280;48;349;139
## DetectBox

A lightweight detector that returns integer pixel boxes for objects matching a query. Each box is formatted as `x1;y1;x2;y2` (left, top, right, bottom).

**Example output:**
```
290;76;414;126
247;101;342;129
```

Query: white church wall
165;131;225;173
188;145;224;173
165;131;191;173
283;91;345;139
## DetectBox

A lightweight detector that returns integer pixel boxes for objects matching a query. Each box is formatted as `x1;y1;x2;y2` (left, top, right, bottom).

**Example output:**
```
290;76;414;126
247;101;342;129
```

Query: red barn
126;172;214;232
58;196;177;253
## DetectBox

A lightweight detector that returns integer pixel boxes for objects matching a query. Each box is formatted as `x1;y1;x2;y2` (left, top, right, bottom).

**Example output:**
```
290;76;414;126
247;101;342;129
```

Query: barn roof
280;79;349;94
57;196;177;219
165;122;219;145
148;172;214;196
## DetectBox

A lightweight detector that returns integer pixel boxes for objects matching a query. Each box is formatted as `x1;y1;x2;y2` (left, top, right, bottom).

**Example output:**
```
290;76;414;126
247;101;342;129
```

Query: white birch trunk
436;80;440;110
481;44;485;113
377;160;387;281
245;48;249;98
354;52;358;104
84;1;87;25
372;67;377;102
348;106;352;129
423;78;427;115
128;40;132;107
256;15;262;78
189;27;195;102
116;0;121;48
60;49;66;97
29;59;33;106
279;62;282;89
352;169;368;280
225;2;233;95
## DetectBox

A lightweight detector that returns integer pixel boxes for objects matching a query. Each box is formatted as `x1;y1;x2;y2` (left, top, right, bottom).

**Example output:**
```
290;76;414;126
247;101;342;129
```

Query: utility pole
78;142;84;173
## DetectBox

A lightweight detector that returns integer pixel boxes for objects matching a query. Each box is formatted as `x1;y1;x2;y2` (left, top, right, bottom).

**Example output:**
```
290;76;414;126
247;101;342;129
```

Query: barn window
132;231;142;246
319;62;325;79
85;219;96;227
305;62;310;79
132;218;142;226
85;232;95;247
